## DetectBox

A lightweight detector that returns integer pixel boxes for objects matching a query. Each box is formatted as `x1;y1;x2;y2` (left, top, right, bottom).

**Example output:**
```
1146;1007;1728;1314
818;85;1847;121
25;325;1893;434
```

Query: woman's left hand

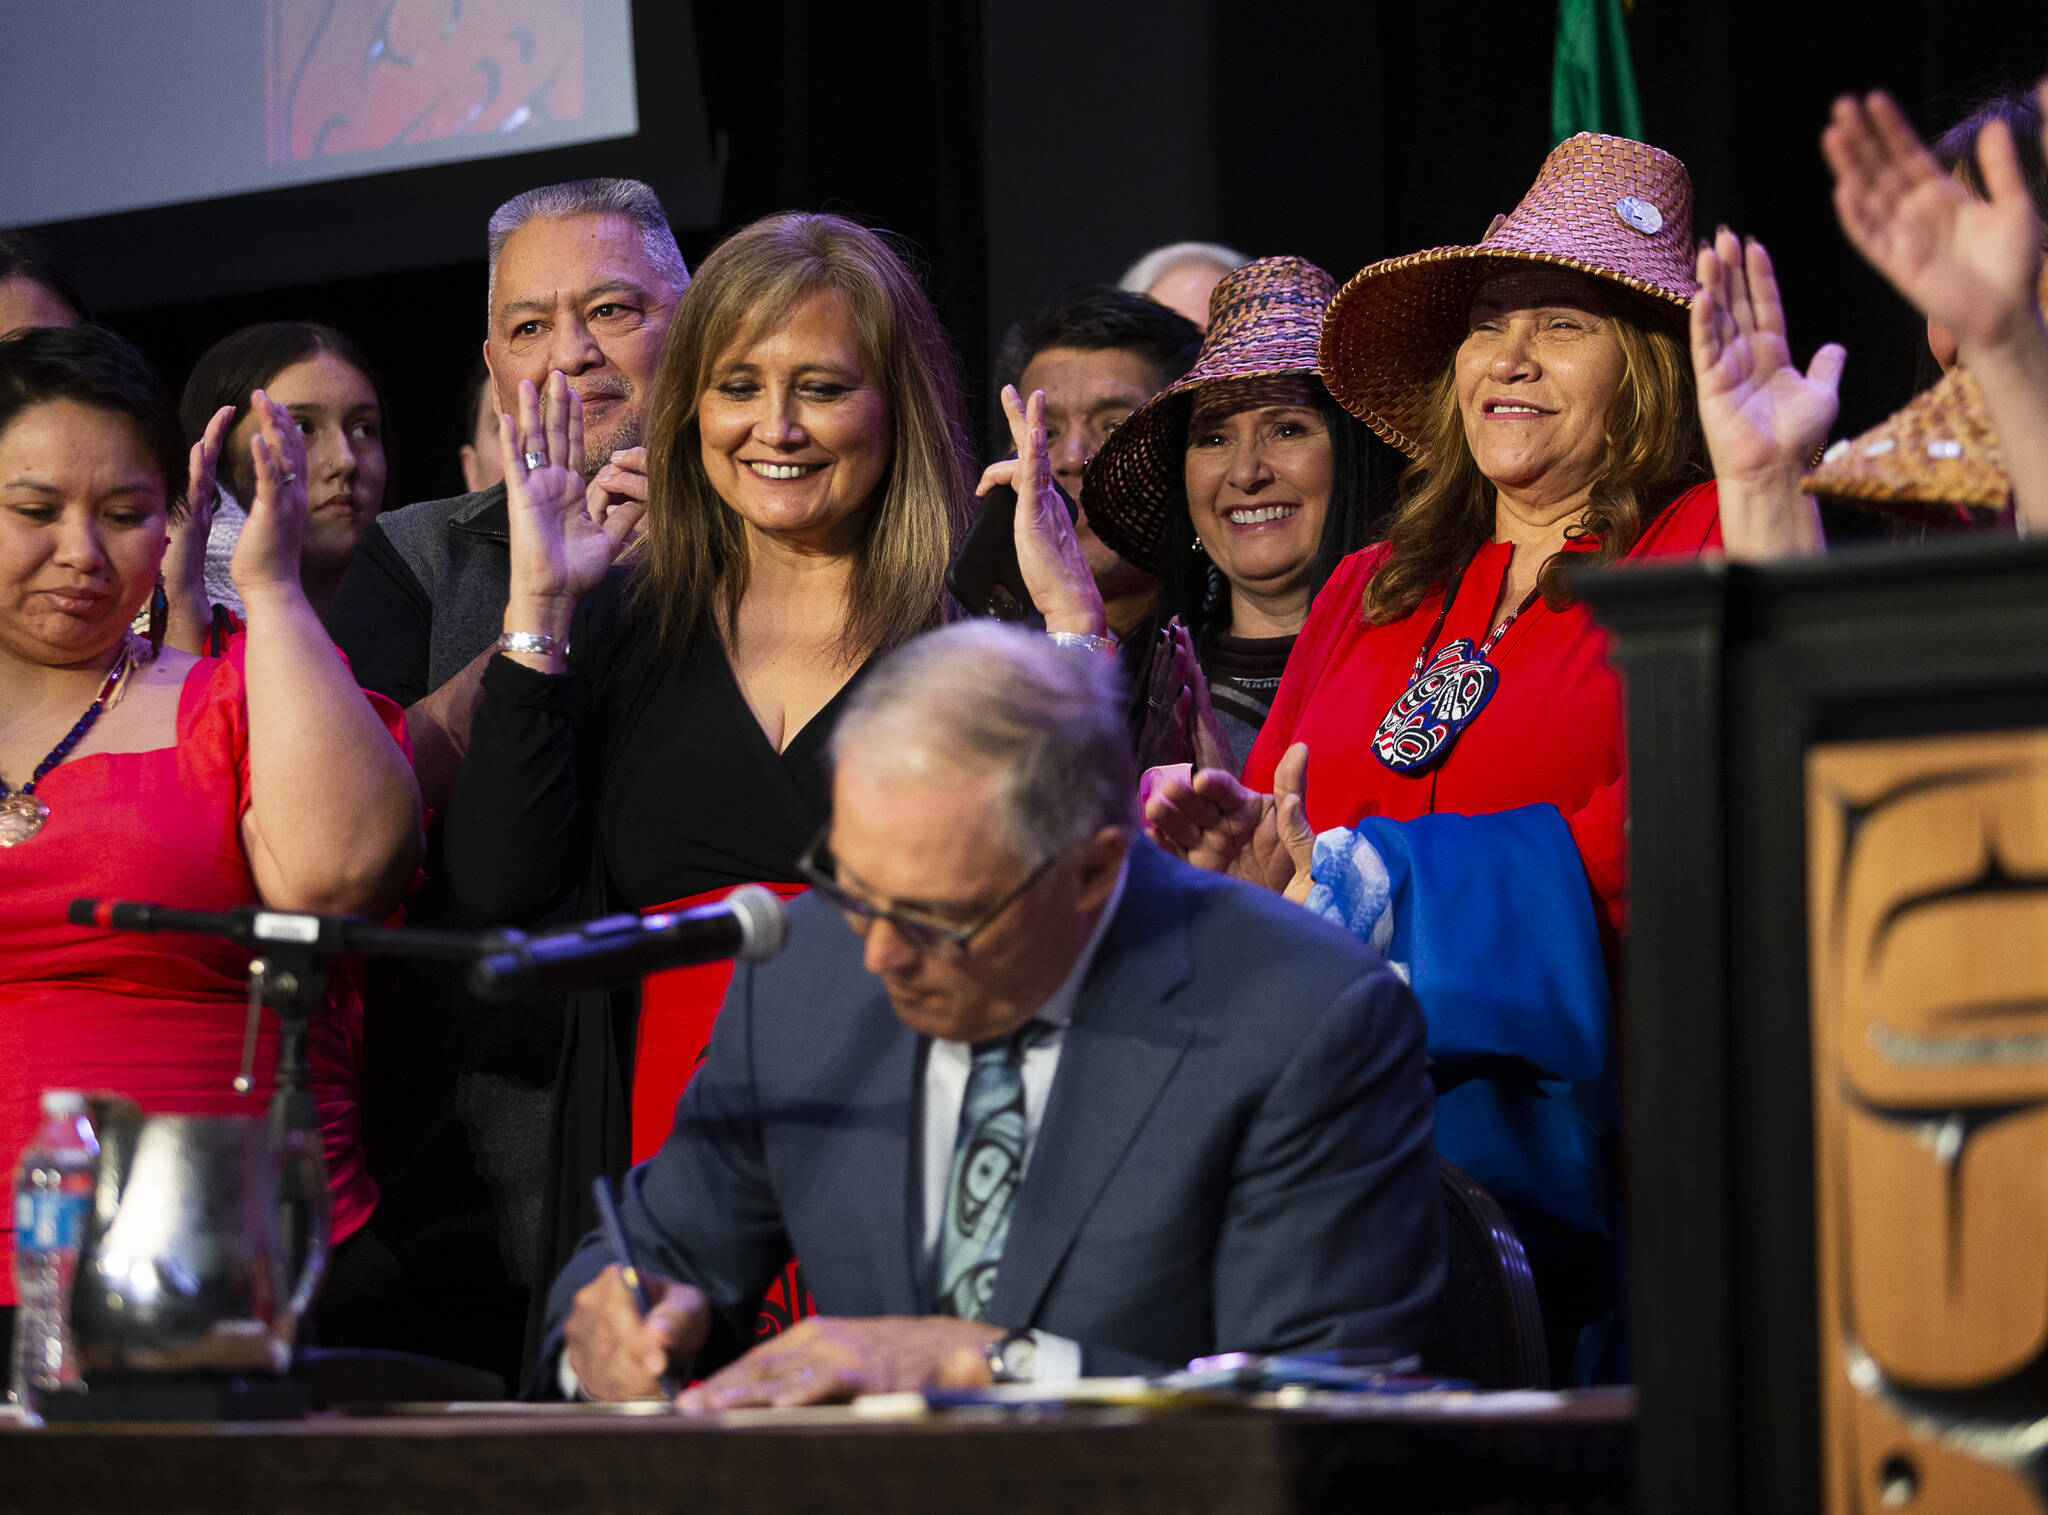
977;384;1106;636
1692;230;1841;559
229;389;311;601
1692;229;1845;486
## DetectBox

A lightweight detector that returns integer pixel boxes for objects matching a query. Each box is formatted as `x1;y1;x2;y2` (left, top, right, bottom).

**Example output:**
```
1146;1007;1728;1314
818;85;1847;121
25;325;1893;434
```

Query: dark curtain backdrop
28;0;2048;508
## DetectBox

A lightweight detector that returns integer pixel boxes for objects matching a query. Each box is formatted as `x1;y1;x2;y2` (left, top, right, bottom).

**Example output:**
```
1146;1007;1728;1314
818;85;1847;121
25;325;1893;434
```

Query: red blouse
0;642;401;1302
1243;481;1723;941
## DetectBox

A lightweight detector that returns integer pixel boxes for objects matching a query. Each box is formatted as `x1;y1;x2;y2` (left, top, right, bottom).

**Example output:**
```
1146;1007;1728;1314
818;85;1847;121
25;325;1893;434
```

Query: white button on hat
1926;440;1963;459
1614;196;1663;234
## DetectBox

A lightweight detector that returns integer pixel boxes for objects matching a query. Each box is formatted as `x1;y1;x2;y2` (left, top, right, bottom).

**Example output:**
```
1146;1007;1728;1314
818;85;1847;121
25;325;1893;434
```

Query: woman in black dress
444;212;1100;1352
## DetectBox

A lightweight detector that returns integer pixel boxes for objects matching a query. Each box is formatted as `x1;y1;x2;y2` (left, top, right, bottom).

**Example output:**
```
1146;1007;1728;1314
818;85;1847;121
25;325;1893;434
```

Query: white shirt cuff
558;1352;586;1400
1031;1330;1083;1384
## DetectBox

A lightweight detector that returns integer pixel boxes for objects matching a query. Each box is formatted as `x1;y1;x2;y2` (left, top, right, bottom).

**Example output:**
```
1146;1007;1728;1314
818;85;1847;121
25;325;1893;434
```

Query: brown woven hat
1801;266;2048;519
1081;255;1338;574
1319;132;1699;458
1801;365;2010;519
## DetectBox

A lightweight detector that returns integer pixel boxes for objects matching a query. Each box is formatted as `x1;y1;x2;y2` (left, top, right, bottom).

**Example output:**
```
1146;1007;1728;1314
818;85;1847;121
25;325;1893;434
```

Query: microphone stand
67;899;511;1403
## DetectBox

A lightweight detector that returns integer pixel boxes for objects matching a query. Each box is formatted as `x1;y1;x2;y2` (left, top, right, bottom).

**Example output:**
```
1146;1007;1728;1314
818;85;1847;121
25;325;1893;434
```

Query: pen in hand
592;1174;680;1399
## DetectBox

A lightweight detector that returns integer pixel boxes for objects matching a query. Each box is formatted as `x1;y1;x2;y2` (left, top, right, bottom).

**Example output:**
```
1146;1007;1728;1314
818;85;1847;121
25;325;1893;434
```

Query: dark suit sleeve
536;957;794;1392
1201;960;1444;1365
323;521;433;707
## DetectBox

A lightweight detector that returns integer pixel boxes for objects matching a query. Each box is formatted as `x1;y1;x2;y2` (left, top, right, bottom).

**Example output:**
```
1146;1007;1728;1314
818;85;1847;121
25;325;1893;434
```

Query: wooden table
0;1387;1631;1514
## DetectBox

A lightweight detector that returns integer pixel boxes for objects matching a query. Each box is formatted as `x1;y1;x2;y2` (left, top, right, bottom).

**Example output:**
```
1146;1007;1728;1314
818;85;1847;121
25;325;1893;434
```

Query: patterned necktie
934;1020;1050;1320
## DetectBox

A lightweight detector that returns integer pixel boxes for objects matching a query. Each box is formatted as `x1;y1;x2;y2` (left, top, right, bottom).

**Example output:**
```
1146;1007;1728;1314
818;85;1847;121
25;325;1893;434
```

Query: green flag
1551;0;1645;144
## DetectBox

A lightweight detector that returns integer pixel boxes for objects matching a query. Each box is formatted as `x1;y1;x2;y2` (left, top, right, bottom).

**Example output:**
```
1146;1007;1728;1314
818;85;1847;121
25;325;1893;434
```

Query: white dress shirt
564;857;1129;1397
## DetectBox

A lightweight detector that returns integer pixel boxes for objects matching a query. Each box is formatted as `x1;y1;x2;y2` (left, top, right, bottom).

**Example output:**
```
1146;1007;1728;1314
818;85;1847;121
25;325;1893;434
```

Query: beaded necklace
0;643;137;847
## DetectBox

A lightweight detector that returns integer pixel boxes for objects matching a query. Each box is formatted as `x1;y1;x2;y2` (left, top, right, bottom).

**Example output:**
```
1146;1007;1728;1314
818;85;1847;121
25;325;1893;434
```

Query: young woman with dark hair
171;321;391;644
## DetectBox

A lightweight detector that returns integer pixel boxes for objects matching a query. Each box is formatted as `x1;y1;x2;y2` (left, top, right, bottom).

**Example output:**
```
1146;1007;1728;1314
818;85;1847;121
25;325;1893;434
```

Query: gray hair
830;622;1135;864
1117;240;1248;294
484;177;690;325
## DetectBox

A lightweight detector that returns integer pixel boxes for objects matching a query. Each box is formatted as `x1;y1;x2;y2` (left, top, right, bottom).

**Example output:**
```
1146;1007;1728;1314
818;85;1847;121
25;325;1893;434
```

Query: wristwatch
986;1328;1040;1385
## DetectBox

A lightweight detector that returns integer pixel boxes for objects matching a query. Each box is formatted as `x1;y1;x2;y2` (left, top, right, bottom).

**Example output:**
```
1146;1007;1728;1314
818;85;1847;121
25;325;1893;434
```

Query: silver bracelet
497;630;565;657
1046;630;1120;660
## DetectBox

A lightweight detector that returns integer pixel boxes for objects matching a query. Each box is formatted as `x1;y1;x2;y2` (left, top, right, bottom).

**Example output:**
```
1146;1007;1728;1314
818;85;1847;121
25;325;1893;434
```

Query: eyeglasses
794;827;1062;959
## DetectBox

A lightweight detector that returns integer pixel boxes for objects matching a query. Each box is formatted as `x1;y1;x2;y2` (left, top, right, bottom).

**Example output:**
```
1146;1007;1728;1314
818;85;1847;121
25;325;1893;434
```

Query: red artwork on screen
265;0;587;164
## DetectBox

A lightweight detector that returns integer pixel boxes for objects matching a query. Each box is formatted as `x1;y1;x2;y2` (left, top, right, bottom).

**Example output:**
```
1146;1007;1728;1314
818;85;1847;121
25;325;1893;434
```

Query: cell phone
945;479;1080;622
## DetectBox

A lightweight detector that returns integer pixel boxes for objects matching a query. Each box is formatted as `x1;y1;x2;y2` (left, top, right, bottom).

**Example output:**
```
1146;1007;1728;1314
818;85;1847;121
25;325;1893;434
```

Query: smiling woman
444;212;979;1329
1081;257;1376;770
1143;134;1841;1384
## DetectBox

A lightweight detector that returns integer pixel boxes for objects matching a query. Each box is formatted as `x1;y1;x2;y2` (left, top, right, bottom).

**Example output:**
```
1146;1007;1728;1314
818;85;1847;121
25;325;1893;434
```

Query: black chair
1422;1160;1550;1389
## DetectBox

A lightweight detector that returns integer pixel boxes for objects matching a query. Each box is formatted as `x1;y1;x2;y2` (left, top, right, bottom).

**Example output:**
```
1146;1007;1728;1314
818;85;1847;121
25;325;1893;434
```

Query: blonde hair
634;212;974;657
1361;283;1706;625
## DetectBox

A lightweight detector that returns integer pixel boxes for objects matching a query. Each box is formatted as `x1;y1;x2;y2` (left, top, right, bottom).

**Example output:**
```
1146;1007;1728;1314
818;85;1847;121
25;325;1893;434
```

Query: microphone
467;884;789;1001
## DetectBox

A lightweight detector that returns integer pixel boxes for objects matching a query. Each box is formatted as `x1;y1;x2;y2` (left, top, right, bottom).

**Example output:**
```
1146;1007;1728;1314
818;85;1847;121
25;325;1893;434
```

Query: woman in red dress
0;326;420;1353
1143;135;1845;1380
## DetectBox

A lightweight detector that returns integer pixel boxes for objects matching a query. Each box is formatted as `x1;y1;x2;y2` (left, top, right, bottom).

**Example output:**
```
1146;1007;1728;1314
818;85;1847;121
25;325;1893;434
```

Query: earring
1191;534;1205;554
147;575;168;652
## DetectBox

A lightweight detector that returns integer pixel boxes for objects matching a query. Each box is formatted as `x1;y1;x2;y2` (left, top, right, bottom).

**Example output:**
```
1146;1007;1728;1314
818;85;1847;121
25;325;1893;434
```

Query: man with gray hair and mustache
328;176;688;805
548;621;1441;1405
322;179;686;1384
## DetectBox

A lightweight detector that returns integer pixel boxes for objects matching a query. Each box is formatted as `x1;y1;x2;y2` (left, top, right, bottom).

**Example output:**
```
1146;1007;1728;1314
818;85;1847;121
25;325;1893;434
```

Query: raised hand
976;384;1106;636
1822;89;2045;360
501;371;634;609
1164;620;1236;773
160;404;235;649
230;389;311;601
1692;229;1845;485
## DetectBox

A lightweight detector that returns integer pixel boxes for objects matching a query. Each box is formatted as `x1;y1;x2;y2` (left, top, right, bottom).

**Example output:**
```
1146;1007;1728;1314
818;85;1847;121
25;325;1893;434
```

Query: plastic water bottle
10;1090;98;1413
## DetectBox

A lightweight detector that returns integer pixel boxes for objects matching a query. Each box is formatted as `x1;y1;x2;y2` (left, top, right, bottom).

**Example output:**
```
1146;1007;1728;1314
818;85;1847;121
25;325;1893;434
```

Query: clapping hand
975;384;1107;636
1692;228;1845;488
230;389;311;601
501;371;640;610
1823;88;2046;363
1142;741;1315;895
160;404;235;644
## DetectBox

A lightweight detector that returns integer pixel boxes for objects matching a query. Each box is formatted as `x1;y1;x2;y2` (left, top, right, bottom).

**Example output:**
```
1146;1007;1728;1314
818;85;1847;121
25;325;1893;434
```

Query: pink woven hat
1319;132;1699;458
1081;255;1339;575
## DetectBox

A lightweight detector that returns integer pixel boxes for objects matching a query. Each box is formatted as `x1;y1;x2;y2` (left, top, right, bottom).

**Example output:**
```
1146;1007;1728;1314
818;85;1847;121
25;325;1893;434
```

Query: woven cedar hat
1320;132;1699;458
1081;255;1338;575
1801;267;2048;519
1801;366;2009;519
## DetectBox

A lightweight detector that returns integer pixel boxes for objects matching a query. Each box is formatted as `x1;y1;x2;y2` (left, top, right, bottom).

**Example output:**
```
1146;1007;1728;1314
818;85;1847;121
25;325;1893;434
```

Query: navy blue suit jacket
543;840;1443;1379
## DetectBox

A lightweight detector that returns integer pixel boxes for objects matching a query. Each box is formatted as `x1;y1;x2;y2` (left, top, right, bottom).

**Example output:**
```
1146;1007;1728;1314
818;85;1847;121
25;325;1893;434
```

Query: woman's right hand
1822;88;2045;361
501;372;640;626
1142;742;1315;894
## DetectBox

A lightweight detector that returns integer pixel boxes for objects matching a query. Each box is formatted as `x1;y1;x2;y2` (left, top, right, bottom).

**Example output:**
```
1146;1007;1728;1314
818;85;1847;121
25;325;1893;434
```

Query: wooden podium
1584;536;2048;1515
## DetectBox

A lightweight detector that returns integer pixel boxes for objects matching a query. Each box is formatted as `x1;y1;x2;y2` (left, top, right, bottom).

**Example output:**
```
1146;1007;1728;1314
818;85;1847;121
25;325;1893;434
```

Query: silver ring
523;450;547;472
278;471;298;486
